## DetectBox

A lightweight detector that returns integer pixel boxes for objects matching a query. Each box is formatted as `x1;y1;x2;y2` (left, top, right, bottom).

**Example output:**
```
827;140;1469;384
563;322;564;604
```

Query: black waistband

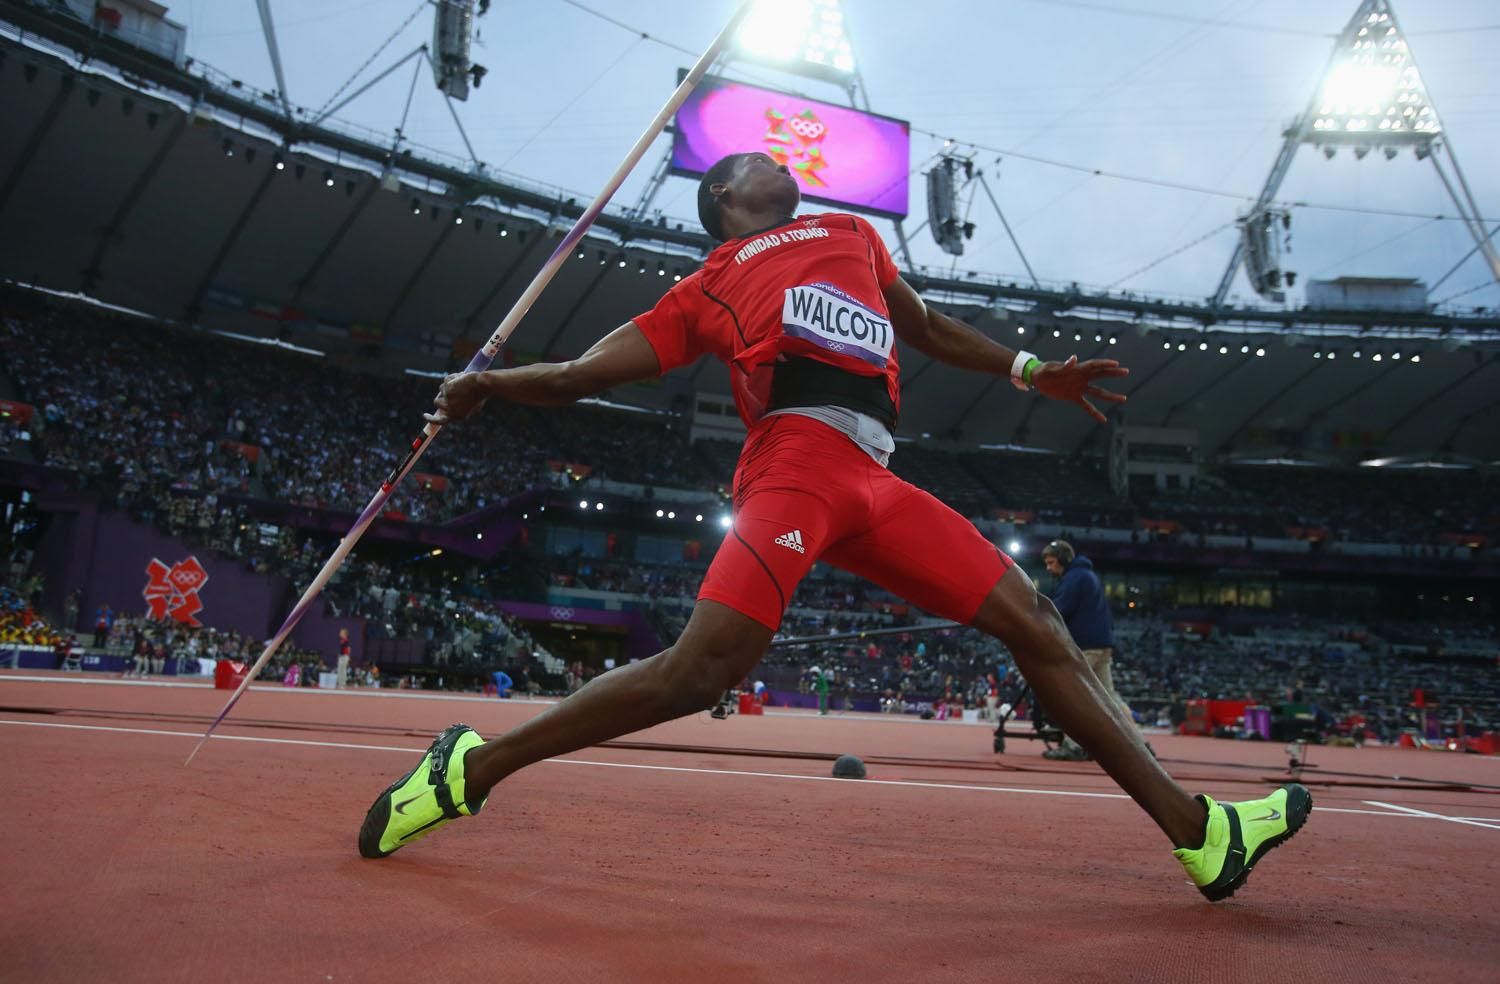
767;357;897;428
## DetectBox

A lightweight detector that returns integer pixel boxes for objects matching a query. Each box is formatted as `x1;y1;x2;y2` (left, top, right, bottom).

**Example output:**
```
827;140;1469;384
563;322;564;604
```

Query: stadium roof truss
2;0;1495;344
1213;0;1500;307
2;0;1500;463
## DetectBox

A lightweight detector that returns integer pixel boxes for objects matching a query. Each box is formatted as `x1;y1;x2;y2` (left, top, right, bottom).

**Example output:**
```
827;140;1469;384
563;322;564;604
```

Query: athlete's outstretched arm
424;322;661;424
882;275;1128;422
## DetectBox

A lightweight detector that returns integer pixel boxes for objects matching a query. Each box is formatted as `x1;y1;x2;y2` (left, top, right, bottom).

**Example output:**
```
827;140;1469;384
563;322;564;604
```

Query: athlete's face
727;152;800;214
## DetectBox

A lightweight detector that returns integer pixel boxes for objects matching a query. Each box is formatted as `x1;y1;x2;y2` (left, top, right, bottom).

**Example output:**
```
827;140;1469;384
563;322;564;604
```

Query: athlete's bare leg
972;565;1206;849
462;600;772;795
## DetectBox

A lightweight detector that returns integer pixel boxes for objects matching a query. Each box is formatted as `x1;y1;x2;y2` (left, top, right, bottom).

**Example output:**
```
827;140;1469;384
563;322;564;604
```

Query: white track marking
1362;800;1500;830
0;673;561;704
0;717;1495;831
0;718;1126;799
0;678;1158;729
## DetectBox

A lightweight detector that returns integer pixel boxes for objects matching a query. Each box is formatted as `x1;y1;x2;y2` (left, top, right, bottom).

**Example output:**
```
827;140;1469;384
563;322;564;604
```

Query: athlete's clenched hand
423;371;490;425
1030;356;1129;423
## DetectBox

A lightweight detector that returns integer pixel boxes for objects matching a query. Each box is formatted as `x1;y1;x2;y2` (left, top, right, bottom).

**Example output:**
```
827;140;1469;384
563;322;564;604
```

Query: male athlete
358;152;1311;901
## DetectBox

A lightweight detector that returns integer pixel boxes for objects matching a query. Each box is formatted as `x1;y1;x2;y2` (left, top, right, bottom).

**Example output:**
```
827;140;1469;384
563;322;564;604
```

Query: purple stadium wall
34;501;364;664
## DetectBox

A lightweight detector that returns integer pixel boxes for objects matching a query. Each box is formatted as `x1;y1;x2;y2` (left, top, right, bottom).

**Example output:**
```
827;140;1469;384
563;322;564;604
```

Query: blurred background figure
1042;540;1128;761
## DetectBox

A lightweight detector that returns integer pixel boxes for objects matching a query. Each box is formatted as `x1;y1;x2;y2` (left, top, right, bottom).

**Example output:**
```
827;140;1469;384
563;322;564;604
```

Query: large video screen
671;74;911;219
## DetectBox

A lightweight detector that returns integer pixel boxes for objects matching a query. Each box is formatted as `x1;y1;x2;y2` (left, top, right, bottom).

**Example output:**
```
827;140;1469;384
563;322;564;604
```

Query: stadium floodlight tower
733;0;858;88
1212;0;1500;307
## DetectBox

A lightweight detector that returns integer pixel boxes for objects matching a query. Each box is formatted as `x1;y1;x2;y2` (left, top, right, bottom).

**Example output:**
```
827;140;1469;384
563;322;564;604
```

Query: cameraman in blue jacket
1041;540;1132;761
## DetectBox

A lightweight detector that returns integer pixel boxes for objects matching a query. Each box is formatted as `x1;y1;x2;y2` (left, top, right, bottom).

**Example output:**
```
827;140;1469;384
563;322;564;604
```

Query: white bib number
781;282;893;368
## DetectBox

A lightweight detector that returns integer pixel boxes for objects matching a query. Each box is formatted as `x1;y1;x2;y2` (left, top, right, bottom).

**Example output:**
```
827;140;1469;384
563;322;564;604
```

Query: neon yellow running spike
1174;783;1312;901
359;724;487;858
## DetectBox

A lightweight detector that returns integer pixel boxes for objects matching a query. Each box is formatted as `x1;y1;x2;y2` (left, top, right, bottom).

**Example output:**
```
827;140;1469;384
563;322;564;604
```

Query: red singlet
633;213;1011;630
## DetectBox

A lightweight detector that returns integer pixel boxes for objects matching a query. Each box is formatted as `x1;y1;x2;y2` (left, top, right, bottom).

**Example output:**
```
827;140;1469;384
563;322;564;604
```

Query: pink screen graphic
672;77;911;218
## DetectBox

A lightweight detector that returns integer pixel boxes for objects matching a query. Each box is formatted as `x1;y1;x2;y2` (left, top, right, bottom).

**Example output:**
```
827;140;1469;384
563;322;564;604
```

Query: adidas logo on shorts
774;529;806;554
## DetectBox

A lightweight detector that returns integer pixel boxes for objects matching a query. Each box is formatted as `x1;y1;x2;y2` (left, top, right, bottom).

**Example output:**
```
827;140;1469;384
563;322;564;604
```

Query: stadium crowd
1;293;1495;744
3;295;1496;553
0;297;715;526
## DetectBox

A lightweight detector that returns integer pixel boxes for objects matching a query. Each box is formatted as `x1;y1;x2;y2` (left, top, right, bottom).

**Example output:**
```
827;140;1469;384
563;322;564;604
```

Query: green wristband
1021;357;1042;386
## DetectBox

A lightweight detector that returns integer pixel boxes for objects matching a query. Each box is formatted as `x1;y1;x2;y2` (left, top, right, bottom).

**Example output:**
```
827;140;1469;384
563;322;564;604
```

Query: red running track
2;673;1498;983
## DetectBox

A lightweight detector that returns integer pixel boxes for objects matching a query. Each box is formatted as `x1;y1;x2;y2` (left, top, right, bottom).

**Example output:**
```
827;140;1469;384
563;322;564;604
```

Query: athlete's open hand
423;371;490;425
1031;356;1129;423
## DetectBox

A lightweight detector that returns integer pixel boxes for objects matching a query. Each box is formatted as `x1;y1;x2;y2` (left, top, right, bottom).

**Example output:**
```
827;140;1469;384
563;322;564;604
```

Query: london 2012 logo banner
671;75;911;218
143;556;209;627
765;107;830;188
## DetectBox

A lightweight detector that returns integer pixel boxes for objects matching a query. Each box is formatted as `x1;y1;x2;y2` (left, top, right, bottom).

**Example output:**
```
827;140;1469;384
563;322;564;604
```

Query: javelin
185;1;752;765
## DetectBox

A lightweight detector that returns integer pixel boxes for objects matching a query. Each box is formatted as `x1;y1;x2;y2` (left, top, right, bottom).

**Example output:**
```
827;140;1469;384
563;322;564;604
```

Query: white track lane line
1362;800;1500;830
0;675;1004;726
2;718;1495;828
0;718;1127;799
0;673;563;704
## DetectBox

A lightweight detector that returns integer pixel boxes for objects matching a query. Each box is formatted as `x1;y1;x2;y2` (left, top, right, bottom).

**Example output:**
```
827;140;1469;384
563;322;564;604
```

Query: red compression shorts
698;414;1014;630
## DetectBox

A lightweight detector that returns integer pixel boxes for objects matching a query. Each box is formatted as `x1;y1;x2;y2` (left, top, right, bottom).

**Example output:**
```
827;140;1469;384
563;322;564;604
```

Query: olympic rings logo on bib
781;282;893;368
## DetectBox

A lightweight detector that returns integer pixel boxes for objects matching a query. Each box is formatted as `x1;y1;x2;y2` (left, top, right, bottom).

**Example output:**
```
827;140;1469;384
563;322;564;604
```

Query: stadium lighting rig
1307;7;1438;149
432;0;489;101
926;156;972;257
1212;0;1499;307
925;154;1042;286
735;0;855;82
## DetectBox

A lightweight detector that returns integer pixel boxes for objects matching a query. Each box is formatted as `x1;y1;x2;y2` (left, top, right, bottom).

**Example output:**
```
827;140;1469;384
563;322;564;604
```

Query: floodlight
1209;0;1491;308
735;0;856;81
1306;2;1439;149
